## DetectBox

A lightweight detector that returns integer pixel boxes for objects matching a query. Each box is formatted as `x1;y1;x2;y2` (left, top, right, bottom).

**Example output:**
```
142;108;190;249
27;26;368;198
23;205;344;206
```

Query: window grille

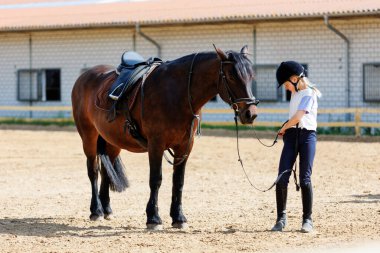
17;70;41;101
17;69;61;102
363;63;380;102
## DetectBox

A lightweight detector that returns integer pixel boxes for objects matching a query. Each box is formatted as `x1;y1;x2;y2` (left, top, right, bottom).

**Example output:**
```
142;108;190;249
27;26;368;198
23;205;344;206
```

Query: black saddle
108;51;162;101
120;51;145;67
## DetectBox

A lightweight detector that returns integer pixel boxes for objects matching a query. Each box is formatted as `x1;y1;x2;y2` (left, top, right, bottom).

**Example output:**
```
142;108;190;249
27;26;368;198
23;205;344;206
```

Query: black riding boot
271;185;288;231
301;182;313;233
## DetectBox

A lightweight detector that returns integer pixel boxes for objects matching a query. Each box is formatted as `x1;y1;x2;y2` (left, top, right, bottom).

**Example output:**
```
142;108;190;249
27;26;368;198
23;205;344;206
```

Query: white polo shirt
289;87;318;131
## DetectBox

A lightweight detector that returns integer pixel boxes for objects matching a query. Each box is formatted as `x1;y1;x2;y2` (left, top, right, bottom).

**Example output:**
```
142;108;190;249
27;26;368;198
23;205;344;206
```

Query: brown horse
71;46;258;230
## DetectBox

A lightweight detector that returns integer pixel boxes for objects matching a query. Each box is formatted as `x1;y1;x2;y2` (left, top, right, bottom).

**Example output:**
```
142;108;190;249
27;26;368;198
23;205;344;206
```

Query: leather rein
217;57;300;193
137;53;299;192
163;53;259;166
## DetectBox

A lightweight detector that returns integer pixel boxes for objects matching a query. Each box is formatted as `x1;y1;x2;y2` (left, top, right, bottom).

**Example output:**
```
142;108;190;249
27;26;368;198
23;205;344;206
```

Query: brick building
0;0;379;123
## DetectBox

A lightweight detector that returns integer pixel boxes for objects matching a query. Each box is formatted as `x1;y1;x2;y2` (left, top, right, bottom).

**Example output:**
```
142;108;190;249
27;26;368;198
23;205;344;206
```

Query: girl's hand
278;127;286;136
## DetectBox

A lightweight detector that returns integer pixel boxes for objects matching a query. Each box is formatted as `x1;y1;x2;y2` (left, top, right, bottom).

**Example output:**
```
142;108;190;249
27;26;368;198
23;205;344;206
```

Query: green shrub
0;118;75;127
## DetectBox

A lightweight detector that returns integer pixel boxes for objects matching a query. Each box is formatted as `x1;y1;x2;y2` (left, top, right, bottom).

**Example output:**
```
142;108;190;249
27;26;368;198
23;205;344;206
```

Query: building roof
0;0;379;32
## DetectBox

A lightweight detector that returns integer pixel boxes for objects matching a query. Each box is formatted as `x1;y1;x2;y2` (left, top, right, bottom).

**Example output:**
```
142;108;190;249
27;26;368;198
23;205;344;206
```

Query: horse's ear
240;45;249;55
213;44;228;61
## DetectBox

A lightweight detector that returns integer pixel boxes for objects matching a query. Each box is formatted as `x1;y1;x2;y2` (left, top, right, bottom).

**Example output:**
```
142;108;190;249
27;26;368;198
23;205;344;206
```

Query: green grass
1;118;379;136
0;118;75;127
201;123;279;132
317;127;355;135
202;123;380;136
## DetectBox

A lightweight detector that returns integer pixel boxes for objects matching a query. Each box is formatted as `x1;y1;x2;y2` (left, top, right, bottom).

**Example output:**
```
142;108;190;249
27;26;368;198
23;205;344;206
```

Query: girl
271;61;321;233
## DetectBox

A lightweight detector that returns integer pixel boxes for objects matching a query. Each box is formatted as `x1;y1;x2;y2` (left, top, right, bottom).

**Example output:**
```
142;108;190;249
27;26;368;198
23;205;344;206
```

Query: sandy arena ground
0;128;379;253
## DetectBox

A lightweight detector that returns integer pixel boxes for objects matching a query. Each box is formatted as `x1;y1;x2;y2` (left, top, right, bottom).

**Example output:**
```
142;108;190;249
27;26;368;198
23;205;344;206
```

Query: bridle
218;60;259;115
163;53;259;166
217;57;300;193
163;52;299;192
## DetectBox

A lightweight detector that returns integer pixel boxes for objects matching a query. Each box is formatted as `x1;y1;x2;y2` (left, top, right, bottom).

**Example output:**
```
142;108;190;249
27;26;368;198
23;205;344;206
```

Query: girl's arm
278;110;306;136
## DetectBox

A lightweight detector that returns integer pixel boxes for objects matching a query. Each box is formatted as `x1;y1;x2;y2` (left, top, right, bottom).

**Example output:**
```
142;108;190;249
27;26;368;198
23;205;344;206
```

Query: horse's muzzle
239;104;258;124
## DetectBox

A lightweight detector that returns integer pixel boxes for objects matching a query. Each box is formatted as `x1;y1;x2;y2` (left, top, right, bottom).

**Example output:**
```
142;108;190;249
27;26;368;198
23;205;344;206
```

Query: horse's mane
226;50;254;82
168;50;254;82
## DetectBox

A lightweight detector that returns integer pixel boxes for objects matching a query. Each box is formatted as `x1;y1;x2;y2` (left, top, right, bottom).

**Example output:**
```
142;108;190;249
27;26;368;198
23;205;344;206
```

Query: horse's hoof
172;222;188;230
104;213;114;220
89;214;104;221
146;223;163;231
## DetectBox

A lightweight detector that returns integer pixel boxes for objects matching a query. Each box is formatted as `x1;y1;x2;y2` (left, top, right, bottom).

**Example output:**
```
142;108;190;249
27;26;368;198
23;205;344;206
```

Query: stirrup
109;94;120;101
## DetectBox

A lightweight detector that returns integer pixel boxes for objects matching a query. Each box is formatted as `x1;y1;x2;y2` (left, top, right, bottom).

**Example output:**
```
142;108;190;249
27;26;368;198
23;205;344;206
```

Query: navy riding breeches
277;128;317;187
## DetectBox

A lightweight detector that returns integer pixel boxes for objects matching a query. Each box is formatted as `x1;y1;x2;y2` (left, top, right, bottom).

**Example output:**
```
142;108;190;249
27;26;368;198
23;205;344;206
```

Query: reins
215;55;299;192
233;114;300;192
164;52;259;166
163;53;201;166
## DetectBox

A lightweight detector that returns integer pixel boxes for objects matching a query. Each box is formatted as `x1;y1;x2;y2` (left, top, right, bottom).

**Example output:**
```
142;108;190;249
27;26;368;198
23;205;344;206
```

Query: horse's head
215;45;259;124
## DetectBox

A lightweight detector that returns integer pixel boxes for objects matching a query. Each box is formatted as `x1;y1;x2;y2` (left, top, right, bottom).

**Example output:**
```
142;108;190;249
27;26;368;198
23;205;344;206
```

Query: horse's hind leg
80;128;105;221
99;162;112;219
87;154;104;221
99;144;122;220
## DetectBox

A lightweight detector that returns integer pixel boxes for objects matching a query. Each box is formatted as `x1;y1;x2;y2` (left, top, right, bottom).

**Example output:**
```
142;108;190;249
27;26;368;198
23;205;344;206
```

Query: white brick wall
0;33;29;105
136;24;253;60
0;17;379;121
255;20;347;109
31;28;134;106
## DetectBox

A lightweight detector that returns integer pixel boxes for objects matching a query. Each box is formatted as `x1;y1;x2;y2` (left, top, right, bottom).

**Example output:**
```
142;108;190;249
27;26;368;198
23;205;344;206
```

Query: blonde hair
299;77;322;98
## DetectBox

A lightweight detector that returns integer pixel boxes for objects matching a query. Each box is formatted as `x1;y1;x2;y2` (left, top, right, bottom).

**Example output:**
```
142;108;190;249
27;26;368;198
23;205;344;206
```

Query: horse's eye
228;71;236;80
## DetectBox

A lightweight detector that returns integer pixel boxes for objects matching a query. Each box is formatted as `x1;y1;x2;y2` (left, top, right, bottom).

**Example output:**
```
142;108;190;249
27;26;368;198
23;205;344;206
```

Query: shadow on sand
339;193;380;204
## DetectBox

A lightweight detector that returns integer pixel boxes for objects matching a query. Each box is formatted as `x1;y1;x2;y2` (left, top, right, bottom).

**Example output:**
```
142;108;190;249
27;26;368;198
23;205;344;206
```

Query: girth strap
122;64;161;149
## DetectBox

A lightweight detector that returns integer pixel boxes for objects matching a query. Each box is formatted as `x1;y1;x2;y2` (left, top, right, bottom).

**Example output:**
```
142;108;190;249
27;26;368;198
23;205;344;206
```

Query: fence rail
204;108;380;136
0;106;379;136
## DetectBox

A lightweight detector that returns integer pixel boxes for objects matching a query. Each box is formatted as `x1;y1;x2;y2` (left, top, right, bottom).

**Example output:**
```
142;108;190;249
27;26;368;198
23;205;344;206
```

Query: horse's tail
97;135;129;192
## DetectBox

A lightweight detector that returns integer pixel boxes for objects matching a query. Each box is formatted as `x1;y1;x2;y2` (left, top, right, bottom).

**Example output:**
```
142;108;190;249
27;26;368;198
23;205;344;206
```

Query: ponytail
301;77;322;98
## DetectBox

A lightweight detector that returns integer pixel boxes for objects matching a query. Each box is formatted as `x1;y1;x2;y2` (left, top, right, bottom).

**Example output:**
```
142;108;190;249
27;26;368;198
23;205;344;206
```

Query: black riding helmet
276;61;306;88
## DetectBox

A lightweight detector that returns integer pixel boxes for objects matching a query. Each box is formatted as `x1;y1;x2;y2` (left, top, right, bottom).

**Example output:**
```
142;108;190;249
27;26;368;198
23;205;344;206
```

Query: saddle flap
109;64;149;100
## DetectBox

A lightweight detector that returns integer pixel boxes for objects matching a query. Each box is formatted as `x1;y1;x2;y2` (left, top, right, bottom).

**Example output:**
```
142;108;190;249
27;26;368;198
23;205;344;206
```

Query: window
18;70;40;101
252;64;308;102
363;63;380;102
18;69;61;101
252;65;279;101
44;69;61;101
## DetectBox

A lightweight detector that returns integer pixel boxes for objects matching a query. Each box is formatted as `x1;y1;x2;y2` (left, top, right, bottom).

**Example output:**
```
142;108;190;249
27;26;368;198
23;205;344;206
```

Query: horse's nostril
252;114;257;120
245;110;251;119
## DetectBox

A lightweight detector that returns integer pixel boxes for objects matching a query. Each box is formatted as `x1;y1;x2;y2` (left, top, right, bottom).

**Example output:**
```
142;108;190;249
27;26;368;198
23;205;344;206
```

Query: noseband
218;61;259;113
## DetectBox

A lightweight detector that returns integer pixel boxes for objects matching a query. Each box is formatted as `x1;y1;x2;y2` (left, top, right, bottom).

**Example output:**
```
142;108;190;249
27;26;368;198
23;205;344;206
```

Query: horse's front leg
170;157;189;229
146;143;164;230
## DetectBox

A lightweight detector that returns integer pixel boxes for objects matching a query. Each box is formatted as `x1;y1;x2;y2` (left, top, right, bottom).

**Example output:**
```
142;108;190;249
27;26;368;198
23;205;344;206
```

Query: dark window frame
17;68;61;102
363;63;380;102
45;69;61;101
